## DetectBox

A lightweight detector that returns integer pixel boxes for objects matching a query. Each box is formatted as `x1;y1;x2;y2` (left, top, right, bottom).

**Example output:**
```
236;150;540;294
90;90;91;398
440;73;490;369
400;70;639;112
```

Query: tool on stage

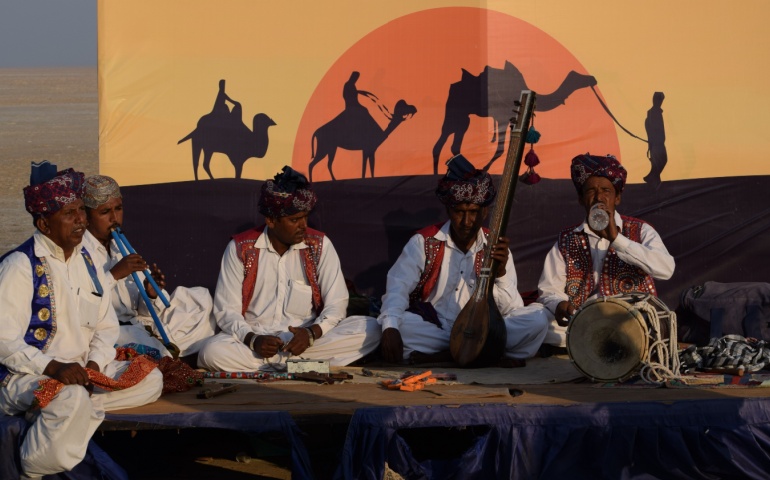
197;383;239;399
449;90;537;367
110;227;180;358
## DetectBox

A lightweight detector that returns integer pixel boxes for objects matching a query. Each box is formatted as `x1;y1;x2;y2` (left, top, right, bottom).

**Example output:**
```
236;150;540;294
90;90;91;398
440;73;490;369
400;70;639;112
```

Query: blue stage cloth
336;398;770;480
106;410;314;480
1;415;127;480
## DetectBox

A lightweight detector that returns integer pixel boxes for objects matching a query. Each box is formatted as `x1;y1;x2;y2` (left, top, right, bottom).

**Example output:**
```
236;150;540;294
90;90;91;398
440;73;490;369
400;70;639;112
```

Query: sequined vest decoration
558;216;657;308
0;237;57;385
233;226;325;317
409;223;487;305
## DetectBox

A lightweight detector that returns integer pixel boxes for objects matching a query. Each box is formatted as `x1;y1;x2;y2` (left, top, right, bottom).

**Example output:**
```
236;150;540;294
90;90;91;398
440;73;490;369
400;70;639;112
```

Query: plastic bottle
588;203;610;231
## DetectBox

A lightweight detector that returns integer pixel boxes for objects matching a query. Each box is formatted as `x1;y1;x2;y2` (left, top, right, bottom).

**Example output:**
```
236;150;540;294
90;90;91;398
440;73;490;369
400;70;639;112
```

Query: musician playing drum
537;153;675;353
379;154;549;366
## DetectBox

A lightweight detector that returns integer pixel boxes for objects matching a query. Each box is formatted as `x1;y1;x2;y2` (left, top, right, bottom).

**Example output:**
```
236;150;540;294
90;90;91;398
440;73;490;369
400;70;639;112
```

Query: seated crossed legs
197;166;381;372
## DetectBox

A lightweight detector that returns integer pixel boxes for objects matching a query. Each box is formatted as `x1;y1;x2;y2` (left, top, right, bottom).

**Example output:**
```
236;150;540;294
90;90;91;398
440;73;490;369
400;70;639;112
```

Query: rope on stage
639;299;681;384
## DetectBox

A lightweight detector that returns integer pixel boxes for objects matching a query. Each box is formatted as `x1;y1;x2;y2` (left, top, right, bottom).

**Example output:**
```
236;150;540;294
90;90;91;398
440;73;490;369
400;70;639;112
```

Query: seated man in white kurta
197;166;381;371
0;164;162;478
82;175;216;359
378;154;549;366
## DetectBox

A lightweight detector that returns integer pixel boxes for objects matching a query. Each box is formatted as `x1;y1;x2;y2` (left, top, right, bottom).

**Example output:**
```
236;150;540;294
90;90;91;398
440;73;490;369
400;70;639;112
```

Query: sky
0;0;96;67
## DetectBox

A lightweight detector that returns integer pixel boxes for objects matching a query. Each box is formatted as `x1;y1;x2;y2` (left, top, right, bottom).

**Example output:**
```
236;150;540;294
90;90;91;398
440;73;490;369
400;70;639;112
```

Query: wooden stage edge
102;359;770;430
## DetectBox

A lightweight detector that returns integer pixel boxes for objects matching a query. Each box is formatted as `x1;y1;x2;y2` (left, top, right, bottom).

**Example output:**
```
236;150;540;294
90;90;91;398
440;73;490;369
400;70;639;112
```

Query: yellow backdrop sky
98;0;770;185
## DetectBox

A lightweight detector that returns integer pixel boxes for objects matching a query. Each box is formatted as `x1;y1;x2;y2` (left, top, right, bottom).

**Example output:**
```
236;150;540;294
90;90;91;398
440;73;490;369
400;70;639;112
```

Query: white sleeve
377;235;425;331
492;250;524;316
313;237;349;335
0;253;54;376
611;223;675;280
212;240;253;342
537;242;570;314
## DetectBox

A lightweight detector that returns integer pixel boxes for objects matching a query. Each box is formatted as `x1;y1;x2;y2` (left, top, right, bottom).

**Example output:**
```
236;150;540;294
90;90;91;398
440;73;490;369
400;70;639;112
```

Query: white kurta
197;227;380;371
82;231;216;357
378;221;548;360
537;211;676;346
0;232;162;476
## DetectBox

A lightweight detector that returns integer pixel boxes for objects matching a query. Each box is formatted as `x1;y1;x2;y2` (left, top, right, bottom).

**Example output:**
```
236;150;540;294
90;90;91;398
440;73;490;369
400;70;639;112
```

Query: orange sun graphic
293;7;618;182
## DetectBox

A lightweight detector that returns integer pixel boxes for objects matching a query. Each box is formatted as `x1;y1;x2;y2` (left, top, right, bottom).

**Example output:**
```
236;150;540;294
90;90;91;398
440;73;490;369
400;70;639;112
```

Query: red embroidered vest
558;216;657;308
409;223;486;305
232;226;325;316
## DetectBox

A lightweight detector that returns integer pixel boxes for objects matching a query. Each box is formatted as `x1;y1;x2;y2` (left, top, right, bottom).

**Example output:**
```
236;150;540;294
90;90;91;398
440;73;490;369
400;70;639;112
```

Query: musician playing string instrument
537;154;675;352
378;154;549;366
82;175;216;360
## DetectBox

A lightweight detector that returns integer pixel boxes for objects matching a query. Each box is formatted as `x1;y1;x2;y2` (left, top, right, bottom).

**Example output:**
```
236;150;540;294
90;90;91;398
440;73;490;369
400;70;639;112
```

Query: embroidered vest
558;216;657;308
0;238;101;385
232;226;325;317
408;223;487;305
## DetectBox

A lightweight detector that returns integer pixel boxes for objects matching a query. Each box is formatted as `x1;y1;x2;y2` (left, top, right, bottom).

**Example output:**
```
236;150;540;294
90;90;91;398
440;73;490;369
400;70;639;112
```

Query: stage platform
96;355;770;479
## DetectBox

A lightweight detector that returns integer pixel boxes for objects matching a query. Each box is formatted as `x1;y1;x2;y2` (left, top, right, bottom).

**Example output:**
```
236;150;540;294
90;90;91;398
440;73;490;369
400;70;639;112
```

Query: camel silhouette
178;81;276;180
432;61;597;173
307;72;417;182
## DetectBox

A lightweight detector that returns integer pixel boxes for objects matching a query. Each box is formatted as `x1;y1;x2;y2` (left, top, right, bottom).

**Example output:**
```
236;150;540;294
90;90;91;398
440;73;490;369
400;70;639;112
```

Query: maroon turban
23;163;85;218
436;154;496;207
259;166;317;218
570;154;627;194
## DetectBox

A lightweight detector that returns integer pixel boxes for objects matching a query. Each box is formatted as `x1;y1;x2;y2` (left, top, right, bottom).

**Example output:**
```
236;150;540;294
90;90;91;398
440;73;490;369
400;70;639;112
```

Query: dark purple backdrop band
120;174;769;312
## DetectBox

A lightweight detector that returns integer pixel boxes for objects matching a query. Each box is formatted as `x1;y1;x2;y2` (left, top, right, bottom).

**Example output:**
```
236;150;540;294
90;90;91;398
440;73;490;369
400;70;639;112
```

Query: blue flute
113;228;170;307
110;228;172;345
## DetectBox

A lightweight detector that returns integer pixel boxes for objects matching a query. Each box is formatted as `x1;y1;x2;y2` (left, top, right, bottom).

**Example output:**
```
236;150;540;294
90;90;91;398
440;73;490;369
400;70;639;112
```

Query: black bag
677;281;770;345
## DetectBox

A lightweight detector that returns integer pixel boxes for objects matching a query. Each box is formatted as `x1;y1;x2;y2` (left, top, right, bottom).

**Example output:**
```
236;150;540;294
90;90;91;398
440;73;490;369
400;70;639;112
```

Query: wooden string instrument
449;90;537;367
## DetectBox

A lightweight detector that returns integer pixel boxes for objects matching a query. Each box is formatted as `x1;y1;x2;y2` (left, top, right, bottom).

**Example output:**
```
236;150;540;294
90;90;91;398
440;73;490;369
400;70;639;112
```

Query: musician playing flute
537;154;675;352
197;166;381;371
0;163;162;477
82;175;216;359
378;155;549;366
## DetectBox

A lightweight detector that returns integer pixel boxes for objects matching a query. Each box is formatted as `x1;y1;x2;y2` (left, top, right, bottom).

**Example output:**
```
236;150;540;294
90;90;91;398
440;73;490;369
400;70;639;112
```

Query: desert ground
0;67;99;252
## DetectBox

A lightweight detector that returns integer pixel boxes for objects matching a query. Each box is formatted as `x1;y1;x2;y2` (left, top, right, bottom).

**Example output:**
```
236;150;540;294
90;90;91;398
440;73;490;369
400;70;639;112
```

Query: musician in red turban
378;154;549;365
537;153;675;353
0;162;162;477
197;166;381;371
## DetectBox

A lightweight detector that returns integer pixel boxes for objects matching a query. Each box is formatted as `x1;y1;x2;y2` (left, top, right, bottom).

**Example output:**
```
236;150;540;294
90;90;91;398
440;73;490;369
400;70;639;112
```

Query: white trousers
0;361;163;477
197;315;381;371
399;303;550;360
542;310;568;347
126;286;216;357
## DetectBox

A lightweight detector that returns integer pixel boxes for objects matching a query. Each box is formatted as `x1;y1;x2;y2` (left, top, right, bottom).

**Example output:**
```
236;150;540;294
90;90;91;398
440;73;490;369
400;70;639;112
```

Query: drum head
566;298;648;382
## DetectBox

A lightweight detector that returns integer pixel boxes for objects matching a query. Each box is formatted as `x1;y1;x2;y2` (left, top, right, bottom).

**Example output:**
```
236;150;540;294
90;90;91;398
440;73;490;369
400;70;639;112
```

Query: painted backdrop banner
98;1;770;186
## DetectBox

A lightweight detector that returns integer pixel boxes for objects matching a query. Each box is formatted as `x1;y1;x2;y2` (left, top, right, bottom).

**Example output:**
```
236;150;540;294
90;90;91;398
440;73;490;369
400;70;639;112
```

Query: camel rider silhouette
210;79;243;128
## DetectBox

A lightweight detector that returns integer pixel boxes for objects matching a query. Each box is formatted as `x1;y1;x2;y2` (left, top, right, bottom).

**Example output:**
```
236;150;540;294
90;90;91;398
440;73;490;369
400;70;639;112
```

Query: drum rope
638;300;681;383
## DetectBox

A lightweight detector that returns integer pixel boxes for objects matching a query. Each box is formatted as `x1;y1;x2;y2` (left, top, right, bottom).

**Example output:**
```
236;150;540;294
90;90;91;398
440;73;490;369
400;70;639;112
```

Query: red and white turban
258;166;317;218
435;154;496;207
23;162;85;218
570;153;627;194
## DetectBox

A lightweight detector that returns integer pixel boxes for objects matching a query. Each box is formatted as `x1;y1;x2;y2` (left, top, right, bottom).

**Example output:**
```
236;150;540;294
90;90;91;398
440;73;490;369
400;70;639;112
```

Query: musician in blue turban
197;166;381;371
537;153;675;353
378;154;549;365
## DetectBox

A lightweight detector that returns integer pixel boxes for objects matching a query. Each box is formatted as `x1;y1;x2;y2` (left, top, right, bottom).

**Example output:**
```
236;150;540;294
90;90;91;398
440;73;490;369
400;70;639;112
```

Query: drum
566;294;672;382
